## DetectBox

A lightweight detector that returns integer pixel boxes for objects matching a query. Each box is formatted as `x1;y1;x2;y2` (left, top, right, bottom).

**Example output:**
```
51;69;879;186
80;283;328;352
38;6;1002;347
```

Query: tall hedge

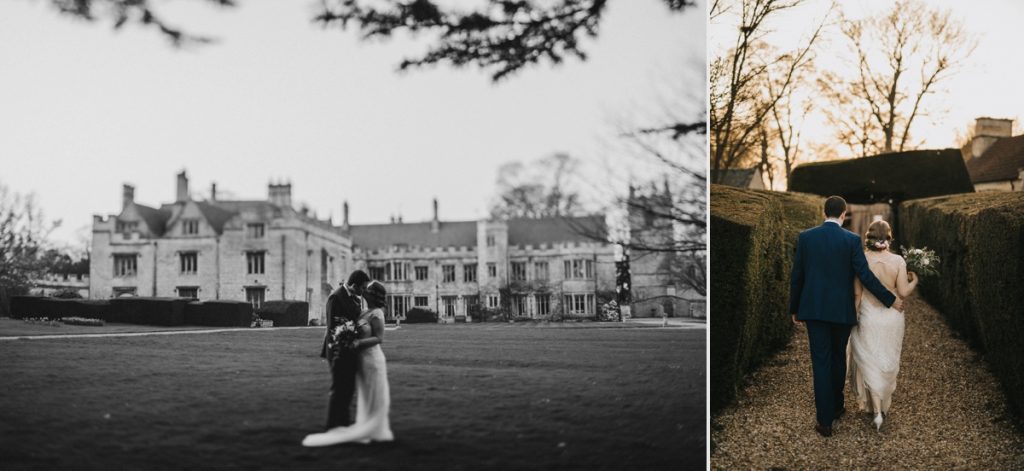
184;301;253;327
256;300;308;326
899;192;1024;420
789;149;974;204
710;185;822;413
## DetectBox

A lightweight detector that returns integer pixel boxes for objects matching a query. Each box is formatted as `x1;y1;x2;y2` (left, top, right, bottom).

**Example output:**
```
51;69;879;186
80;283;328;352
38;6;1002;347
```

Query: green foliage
899;192;1024;421
183;301;253;327
0;182;56;298
60;317;104;327
789;149;974;204
710;185;822;414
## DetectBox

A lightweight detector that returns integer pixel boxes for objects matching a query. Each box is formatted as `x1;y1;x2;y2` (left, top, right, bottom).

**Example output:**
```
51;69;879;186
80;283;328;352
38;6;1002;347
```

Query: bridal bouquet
328;320;360;358
901;247;940;278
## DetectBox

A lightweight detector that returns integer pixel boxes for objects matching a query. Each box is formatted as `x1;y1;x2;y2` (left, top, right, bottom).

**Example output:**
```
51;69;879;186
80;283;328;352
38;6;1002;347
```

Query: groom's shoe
834;407;846;420
814;423;832;437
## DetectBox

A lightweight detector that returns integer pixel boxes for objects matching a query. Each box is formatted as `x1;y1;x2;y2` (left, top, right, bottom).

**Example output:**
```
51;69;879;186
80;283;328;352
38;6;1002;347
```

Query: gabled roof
967;135;1024;184
711;168;759;188
195;201;238;233
349;221;478;250
130;203;172;235
507;216;605;247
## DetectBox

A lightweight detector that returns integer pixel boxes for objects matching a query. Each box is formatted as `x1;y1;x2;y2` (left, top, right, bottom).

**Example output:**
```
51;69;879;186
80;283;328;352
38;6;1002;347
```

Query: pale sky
710;0;1024;170
0;0;703;247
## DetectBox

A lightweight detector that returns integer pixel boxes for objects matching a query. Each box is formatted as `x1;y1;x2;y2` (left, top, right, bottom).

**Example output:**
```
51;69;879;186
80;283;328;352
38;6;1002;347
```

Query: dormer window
115;221;138;233
247;223;265;239
182;219;199;235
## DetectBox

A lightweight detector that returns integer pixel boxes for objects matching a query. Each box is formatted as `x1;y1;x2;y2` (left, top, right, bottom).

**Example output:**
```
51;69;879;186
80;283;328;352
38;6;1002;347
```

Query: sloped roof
711;168;758;188
348;215;608;251
507;216;605;246
349;221;478;250
967;135;1024;184
132;203;172;235
195;201;239;233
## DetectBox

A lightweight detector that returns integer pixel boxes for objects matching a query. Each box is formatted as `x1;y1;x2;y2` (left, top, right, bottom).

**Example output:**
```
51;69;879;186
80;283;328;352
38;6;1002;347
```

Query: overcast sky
710;0;1024;172
0;0;703;247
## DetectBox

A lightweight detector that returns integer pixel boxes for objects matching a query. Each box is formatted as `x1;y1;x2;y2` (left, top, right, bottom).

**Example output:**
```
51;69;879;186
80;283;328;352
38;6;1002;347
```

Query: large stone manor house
91;170;702;322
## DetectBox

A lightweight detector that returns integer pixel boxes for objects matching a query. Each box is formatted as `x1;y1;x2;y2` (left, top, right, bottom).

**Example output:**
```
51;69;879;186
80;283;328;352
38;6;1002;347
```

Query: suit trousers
804;320;853;428
326;351;359;429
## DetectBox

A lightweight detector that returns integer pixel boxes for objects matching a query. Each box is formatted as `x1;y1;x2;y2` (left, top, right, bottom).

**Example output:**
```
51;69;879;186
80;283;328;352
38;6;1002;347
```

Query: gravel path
712;293;1024;469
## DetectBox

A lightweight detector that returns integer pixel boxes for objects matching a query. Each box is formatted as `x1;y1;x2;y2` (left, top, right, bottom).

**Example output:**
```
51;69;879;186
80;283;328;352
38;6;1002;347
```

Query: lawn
0;324;704;470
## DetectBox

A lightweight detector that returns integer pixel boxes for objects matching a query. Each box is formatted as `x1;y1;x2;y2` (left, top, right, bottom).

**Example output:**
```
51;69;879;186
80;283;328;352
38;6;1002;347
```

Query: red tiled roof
967;135;1024;183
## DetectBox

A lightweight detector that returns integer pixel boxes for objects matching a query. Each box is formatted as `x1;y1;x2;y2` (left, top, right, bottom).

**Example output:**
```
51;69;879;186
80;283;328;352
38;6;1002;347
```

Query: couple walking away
790;196;919;437
302;270;394;447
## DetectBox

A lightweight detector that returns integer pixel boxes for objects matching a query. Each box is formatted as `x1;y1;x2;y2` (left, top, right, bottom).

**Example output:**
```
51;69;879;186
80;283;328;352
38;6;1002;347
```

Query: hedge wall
789;149;974;204
184;301;253;327
11;296;253;328
899;192;1024;420
256;300;309;327
404;308;438;324
710;185;822;414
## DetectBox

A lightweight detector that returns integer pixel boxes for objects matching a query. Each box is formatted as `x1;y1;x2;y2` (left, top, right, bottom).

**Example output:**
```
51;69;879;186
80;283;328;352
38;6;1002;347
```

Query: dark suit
322;285;362;428
789;221;896;427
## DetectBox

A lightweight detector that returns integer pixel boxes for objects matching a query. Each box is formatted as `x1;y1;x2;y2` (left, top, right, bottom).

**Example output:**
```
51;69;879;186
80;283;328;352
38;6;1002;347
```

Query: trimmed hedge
710;185;822;414
899;192;1024;420
404;308;438;324
789;149;974;204
184;301;253;327
10;297;110;320
256;300;309;327
107;298;188;326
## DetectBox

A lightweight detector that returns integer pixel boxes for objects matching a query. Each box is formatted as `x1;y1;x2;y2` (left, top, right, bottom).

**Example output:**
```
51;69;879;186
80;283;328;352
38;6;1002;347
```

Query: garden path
712;293;1024;469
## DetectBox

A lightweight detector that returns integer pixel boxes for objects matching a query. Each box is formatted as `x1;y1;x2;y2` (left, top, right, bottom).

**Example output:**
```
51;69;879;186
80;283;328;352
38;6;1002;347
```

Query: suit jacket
789;221;896;325
320;285;363;358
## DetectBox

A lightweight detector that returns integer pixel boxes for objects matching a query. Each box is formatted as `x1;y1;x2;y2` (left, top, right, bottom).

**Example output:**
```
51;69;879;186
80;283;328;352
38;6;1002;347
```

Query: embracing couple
790;196;920;437
302;270;394;447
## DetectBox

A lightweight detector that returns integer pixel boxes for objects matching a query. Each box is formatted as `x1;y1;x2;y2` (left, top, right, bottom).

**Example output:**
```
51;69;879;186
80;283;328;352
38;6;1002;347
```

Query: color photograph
710;0;1024;469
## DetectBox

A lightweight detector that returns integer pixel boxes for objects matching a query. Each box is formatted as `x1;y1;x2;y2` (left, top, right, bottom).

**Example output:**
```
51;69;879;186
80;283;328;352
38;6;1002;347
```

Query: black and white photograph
0;0;707;470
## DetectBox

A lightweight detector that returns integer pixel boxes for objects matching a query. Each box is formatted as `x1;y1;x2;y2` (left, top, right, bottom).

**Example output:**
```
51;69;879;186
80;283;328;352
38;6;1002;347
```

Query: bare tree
709;0;825;180
822;0;975;156
490;153;584;219
0;182;59;315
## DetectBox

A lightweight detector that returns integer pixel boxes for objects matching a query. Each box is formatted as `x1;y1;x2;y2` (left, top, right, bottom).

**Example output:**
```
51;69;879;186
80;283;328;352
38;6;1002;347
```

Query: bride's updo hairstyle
864;220;893;252
364;280;388;310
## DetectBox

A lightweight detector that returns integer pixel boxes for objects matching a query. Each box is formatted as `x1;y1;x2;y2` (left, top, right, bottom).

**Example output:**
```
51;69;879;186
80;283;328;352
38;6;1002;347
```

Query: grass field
0;323;704;470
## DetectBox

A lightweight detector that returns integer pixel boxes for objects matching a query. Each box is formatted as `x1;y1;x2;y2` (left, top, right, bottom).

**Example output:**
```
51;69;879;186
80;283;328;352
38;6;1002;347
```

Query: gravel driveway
712;293;1024;469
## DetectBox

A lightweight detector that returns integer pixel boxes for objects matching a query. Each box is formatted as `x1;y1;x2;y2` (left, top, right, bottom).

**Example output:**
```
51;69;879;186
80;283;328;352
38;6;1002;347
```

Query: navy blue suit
789;221;896;427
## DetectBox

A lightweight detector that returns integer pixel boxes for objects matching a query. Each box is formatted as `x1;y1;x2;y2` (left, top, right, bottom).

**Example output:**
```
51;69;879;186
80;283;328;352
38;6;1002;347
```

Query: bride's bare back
855;250;918;307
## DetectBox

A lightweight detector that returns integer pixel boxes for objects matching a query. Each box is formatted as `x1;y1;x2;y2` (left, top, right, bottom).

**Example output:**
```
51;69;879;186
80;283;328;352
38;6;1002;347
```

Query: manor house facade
90;172;351;321
90;171;617;323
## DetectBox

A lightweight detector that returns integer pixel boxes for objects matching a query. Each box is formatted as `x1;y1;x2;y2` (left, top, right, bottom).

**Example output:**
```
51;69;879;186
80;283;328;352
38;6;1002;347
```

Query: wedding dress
849;254;905;418
303;308;393;446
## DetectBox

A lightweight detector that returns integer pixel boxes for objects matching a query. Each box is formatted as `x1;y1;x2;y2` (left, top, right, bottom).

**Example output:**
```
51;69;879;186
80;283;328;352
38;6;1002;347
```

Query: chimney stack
342;200;350;230
268;181;293;208
210;182;217;201
431;198;440;233
122;184;135;210
176;171;189;202
966;117;1014;161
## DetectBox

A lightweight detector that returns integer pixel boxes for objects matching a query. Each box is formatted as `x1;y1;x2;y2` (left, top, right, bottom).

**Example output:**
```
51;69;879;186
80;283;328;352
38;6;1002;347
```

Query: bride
849;220;918;431
303;281;394;446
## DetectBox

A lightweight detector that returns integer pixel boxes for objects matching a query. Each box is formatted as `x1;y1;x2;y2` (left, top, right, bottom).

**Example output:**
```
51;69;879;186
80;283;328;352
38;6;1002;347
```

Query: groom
321;269;371;430
789;196;904;437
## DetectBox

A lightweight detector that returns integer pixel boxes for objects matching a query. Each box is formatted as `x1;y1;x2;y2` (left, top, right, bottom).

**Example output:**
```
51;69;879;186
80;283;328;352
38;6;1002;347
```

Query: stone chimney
122;184;135;210
431;198;440;233
965;117;1014;161
268;181;292;208
210;182;217;201
342;200;350;231
176;171;189;202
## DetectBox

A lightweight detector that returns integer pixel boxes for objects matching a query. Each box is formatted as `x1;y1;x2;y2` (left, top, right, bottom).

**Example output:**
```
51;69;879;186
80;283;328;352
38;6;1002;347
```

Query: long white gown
303;309;393;446
849;255;906;415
